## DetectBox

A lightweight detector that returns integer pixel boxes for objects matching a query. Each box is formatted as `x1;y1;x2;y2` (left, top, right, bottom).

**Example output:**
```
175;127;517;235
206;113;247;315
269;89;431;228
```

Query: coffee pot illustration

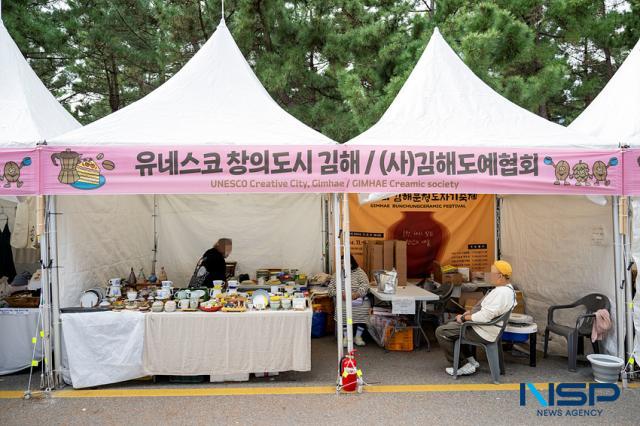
51;149;82;184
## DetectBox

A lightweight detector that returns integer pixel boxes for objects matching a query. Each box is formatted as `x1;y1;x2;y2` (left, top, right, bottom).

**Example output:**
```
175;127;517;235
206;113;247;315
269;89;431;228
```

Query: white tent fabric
500;195;617;355
0;21;79;147
569;39;640;147
50;20;333;147
57;194;323;308
348;28;614;149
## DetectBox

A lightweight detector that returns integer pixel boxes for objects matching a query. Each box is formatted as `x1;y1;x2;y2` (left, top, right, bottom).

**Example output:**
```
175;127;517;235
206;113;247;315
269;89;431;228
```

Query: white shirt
470;284;517;342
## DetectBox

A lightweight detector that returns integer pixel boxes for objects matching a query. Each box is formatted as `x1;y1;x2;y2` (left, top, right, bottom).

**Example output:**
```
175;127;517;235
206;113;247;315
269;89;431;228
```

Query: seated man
435;260;517;376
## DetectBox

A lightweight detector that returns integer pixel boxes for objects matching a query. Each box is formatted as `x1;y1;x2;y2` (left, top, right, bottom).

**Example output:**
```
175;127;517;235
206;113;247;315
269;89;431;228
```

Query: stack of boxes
362;240;407;286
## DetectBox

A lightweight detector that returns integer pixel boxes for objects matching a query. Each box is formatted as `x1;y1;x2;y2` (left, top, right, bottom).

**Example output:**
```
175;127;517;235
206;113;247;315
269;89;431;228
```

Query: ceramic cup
161;280;173;288
189;298;199;309
126;291;138;301
179;299;190;310
281;298;292;310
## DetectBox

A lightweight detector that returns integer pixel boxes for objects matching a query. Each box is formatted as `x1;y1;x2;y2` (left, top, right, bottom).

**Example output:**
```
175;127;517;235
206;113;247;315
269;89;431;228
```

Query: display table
61;311;146;388
144;309;312;376
0;308;43;375
370;284;439;350
61;308;313;388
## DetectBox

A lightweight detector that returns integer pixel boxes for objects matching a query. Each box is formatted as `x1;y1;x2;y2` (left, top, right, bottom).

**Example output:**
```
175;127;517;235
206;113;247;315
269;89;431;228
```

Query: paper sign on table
392;297;415;315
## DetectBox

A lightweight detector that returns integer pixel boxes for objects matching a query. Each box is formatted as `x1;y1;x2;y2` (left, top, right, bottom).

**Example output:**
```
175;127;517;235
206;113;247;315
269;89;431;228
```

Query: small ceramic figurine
128;267;137;285
158;266;168;282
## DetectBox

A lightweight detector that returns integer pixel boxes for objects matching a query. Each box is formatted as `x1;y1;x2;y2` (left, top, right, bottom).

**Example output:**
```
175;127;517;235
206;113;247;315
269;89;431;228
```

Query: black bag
188;257;208;288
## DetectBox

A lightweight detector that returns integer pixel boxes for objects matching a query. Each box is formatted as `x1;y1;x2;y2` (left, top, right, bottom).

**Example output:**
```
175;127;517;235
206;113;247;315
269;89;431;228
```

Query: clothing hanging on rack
0;222;17;283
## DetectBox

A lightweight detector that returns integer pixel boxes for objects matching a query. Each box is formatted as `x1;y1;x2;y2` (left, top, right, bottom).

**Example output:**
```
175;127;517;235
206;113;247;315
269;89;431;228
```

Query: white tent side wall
500;195;617;355
56;194;323;308
155;194;323;287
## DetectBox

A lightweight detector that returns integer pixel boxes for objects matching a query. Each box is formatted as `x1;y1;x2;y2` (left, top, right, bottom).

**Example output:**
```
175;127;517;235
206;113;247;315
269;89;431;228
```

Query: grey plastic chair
452;308;513;384
543;293;610;372
425;282;454;325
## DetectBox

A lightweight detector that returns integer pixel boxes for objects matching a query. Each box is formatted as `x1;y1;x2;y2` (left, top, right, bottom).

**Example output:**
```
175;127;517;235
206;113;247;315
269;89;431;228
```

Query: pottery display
164;300;177;312
158;266;168;282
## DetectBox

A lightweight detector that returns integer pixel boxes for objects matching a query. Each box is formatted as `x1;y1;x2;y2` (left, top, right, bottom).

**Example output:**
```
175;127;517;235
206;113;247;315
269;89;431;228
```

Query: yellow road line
1;382;637;399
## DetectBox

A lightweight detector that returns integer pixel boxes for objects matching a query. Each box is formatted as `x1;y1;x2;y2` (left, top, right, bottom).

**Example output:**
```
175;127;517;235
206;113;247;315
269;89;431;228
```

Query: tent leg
37;195;54;390
622;197;635;365
333;194;344;363
342;194;354;354
613;196;625;360
50;195;63;387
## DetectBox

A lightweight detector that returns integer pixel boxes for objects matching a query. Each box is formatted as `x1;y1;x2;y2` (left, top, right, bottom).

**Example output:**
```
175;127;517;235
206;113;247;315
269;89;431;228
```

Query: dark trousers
435;321;490;364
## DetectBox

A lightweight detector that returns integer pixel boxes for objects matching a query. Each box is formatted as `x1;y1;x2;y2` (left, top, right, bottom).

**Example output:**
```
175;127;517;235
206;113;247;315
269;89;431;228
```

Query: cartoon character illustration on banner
570;160;591;186
592;158;618;186
0;157;31;188
51;148;115;190
543;157;571;185
543;156;618;187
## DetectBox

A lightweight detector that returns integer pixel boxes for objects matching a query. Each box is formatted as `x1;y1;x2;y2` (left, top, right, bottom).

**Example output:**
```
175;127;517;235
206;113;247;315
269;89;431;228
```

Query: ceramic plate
190;289;206;299
252;289;270;307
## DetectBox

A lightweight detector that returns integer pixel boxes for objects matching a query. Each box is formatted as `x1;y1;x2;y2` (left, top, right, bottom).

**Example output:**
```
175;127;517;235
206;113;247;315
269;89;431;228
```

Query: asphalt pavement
1;336;638;425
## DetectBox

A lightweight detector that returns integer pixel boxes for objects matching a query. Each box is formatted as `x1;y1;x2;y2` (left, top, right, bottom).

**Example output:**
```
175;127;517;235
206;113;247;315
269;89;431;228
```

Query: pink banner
39;145;623;195
624;149;640;195
0;149;39;195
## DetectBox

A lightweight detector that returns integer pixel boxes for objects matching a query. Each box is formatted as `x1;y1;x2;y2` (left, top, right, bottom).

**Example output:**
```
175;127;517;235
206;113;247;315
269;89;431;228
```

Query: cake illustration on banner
50;148;115;190
76;159;101;185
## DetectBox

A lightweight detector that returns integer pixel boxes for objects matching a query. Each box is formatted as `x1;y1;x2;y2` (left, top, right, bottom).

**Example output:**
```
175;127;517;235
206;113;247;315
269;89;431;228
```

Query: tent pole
50;195;63;387
342;194;354;353
151;195;158;275
495;195;501;260
622;197;635;365
333;193;344;363
38;195;54;390
613;196;625;359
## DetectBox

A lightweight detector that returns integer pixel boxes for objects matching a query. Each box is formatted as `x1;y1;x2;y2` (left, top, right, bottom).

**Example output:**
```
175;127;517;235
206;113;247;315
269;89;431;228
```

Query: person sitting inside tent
200;238;232;287
328;255;371;347
435;260;517;376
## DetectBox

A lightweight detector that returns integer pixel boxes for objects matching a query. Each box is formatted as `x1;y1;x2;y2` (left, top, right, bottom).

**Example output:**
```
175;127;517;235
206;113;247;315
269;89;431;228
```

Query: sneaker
354;335;366;346
466;357;480;369
445;363;477;376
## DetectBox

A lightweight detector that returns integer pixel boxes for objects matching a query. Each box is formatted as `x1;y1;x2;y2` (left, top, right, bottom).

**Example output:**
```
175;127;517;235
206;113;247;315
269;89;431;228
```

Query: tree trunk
105;53;121;112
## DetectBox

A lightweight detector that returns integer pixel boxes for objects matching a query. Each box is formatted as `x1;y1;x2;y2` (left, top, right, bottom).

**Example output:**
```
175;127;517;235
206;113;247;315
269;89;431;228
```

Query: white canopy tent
46;19;340;385
0;21;79;147
0;15;80;384
569;38;640;365
347;28;621;357
48;19;336;308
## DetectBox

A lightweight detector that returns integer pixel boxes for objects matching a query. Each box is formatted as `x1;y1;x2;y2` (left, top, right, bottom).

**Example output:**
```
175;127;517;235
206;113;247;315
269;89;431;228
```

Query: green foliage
2;0;639;140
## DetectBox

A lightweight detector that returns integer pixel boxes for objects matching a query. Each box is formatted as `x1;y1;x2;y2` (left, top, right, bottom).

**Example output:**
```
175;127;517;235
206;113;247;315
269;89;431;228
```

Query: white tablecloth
61;311;146;388
144;309;312;376
61;309;312;387
0;308;43;375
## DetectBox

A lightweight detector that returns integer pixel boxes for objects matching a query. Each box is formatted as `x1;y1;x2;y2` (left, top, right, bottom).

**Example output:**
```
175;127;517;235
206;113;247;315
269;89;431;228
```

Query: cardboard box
513;290;525;314
368;243;383;277
383;240;395;270
442;272;464;286
459;291;484;312
394;240;407;286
